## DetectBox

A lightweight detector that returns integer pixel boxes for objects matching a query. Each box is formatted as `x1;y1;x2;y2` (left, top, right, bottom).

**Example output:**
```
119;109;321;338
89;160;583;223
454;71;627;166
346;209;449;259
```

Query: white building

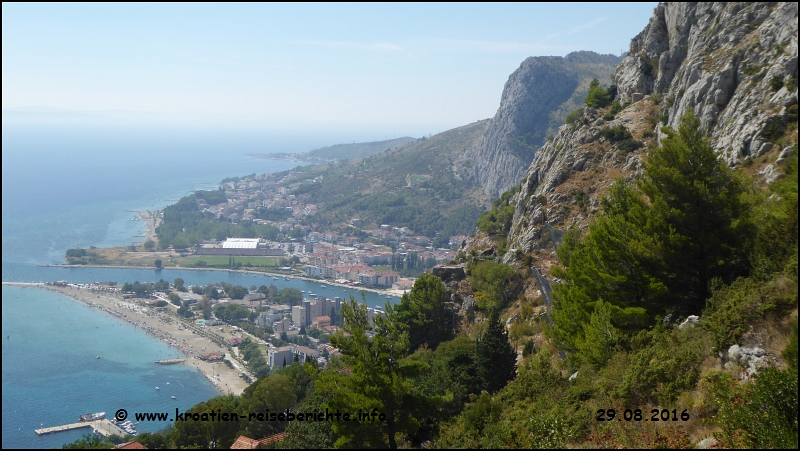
292;345;320;363
292;305;307;327
305;265;323;278
268;346;293;369
221;238;260;249
257;310;282;329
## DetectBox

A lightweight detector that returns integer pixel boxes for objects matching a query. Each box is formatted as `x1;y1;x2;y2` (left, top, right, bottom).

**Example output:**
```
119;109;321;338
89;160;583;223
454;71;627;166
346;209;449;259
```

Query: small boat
273;277;279;280
167;382;170;385
171;396;176;399
301;290;305;293
79;412;106;422
96;356;100;359
156;387;159;390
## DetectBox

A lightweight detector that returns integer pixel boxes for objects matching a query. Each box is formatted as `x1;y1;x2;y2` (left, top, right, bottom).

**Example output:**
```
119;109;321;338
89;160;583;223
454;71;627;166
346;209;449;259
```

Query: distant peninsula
249;136;416;164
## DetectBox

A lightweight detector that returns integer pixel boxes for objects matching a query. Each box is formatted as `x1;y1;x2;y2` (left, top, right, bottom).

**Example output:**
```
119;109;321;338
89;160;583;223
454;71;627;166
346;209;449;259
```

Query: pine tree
550;110;755;363
551;181;663;353
585;78;612;108
395;273;449;351
318;297;443;449
640;109;752;313
475;309;517;393
577;300;620;368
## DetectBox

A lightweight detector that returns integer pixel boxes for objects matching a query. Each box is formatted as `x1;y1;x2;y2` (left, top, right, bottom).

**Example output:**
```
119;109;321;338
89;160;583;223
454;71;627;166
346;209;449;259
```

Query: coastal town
39;167;471;406
31;275;394;391
157;168;463;287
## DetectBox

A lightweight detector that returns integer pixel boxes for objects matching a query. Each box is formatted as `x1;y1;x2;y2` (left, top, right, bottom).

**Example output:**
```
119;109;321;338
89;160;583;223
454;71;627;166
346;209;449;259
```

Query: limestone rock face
502;99;651;262
499;2;797;266
457;51;621;197
725;344;774;378
615;2;798;164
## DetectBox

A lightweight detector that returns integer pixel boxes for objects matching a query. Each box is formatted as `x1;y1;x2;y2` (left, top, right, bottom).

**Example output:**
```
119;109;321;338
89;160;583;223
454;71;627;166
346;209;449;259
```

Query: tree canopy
584;77;613;108
551;110;755;365
475;309;517;393
640;109;752;311
318;297;443;448
395;273;450;351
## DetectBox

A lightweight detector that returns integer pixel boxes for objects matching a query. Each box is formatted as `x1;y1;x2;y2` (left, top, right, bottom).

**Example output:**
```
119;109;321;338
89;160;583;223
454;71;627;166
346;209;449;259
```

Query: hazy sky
2;3;656;135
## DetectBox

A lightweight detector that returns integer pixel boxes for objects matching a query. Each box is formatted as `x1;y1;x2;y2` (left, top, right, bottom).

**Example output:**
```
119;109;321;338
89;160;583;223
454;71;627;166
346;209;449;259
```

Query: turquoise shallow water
1;285;221;448
1;124;396;448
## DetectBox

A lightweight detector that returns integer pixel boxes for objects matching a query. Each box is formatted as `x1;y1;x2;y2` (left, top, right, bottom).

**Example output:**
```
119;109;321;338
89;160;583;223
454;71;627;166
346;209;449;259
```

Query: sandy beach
135;210;161;243
4;282;251;396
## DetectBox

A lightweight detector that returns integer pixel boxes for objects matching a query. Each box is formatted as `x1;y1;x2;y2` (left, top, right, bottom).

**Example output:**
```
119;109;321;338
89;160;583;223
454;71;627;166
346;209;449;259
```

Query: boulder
432;265;466;282
568;371;579;381
696;437;719;449
678;315;700;330
758;164;779;184
727;344;771;377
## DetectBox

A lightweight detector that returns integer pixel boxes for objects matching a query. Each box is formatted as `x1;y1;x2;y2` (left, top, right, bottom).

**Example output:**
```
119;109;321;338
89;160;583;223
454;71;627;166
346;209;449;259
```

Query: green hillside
252;136;417;164
283;120;490;245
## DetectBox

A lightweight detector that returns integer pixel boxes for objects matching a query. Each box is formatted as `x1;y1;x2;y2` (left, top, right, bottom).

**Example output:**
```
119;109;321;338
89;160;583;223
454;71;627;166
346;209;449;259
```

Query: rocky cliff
499;2;797;266
615;2;797;163
502;97;656;264
456;51;621;197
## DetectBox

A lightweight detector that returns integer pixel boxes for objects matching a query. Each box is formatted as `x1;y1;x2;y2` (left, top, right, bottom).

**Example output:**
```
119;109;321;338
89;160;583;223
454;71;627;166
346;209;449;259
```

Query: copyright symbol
115;409;127;421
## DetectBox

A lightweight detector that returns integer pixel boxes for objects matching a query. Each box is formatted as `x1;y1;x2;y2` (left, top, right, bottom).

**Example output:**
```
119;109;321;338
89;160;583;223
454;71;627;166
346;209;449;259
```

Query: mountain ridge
250;136;417;164
456;51;623;197
492;2;797;268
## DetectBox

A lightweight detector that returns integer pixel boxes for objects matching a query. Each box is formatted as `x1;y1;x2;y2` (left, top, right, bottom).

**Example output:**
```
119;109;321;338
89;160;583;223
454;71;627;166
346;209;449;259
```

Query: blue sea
1;123;394;448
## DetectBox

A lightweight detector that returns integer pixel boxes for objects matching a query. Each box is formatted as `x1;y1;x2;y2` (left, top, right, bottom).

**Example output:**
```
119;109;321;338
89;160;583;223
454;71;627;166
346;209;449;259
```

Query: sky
2;3;657;136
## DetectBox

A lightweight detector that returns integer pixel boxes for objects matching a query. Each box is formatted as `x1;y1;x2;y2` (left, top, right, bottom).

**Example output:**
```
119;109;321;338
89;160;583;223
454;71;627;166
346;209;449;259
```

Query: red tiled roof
230;435;260;449
116;441;147;449
258;432;288;446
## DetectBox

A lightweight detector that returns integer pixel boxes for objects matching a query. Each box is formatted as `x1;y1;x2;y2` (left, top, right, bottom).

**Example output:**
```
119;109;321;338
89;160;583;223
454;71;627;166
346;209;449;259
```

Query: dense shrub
770;76;784;92
617;137;643;152
599;124;643;152
585;78;612;108
599;124;630;141
66;248;87;258
476;185;520;237
468;261;520;310
709;368;798;448
704;273;796;352
565;108;584;124
617;326;708;405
